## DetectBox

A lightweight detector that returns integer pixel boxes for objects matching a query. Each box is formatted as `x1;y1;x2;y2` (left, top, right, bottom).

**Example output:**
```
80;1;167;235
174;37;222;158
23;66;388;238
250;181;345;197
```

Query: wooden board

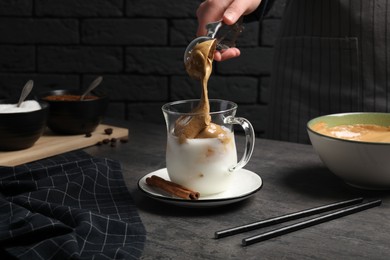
0;124;128;167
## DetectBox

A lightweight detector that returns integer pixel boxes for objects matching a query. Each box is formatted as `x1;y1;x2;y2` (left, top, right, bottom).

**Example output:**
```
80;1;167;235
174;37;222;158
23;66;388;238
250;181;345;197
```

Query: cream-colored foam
0;100;41;113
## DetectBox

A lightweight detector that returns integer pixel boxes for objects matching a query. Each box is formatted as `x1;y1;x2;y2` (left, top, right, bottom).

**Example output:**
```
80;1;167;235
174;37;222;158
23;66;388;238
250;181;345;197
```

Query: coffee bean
104;128;113;135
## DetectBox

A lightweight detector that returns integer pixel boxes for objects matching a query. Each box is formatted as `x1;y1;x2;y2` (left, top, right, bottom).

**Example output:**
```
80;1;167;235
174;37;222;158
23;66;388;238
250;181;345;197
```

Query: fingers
213;48;241;62
195;0;255;62
196;0;233;36
223;0;248;25
224;0;263;24
197;0;262;35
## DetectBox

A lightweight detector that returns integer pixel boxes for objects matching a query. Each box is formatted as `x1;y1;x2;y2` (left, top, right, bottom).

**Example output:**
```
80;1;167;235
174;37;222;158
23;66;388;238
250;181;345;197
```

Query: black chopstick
215;197;364;239
242;199;382;246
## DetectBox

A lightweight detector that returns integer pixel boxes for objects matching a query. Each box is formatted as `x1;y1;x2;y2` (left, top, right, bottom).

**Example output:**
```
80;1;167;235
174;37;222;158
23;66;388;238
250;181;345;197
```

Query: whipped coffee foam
177;39;219;143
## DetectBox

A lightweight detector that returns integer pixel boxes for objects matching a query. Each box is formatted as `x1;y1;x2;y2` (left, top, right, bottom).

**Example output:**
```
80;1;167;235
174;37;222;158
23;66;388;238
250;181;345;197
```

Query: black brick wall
0;0;286;137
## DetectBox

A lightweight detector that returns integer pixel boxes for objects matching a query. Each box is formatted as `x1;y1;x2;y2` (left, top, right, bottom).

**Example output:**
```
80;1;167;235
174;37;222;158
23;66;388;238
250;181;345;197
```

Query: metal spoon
184;21;222;64
183;18;244;64
80;76;103;100
17;80;34;107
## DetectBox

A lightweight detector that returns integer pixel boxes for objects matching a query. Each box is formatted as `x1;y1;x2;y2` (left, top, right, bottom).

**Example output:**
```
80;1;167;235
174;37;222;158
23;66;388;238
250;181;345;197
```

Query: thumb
223;2;245;25
223;0;262;24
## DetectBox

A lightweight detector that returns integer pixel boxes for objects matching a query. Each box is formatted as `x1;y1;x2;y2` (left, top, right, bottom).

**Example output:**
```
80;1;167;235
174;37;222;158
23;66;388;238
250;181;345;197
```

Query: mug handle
224;116;255;172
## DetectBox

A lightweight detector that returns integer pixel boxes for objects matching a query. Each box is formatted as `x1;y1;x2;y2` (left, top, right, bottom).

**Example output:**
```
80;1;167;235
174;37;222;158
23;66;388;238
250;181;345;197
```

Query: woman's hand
196;0;262;61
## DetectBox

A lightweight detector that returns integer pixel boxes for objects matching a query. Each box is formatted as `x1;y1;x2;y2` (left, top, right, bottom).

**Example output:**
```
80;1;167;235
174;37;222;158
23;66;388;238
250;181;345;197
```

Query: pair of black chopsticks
214;197;381;246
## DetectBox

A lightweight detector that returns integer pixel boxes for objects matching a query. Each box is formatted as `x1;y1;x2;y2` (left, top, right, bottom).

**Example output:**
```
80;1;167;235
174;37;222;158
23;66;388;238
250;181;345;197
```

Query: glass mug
162;99;255;195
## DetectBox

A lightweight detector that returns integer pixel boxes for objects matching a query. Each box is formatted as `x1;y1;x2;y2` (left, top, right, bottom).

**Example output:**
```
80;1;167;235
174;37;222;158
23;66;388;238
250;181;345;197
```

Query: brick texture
36;0;123;17
0;1;32;16
0;18;79;44
126;0;200;18
0;0;286;136
0;46;35;72
82;19;167;45
38;46;123;72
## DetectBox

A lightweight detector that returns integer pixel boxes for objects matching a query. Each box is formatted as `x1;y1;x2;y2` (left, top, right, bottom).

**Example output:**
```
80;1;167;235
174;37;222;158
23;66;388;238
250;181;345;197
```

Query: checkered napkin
0;151;146;259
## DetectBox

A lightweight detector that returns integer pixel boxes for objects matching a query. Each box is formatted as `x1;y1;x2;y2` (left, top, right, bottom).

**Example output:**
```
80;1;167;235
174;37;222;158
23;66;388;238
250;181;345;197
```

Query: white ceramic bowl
307;112;390;189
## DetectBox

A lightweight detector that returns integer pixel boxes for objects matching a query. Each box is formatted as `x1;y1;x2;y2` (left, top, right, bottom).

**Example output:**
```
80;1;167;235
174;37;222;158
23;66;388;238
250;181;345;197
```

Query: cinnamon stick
146;175;200;200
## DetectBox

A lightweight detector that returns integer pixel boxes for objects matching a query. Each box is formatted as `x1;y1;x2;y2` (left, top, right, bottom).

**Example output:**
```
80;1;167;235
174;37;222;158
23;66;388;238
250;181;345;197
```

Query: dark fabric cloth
0;150;146;259
244;0;274;23
266;0;390;143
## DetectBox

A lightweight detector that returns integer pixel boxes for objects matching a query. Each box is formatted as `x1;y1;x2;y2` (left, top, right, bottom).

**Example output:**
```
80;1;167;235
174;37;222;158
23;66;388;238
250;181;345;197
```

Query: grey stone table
85;120;390;260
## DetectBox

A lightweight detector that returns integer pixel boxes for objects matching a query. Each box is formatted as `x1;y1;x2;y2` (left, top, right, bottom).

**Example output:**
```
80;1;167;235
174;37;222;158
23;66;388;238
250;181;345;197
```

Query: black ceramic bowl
0;100;48;151
39;89;109;135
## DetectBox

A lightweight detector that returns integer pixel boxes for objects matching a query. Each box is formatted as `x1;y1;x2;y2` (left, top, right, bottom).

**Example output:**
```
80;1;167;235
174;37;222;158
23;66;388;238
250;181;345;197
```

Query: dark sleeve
243;0;275;22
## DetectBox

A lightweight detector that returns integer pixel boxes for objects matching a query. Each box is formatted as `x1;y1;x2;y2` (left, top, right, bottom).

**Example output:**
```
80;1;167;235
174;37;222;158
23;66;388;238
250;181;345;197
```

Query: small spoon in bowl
17;80;34;107
80;76;103;101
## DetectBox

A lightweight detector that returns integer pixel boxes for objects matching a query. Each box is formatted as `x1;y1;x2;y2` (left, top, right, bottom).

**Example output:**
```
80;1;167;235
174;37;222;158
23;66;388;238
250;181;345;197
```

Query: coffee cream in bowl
40;89;108;135
307;112;390;189
311;122;390;142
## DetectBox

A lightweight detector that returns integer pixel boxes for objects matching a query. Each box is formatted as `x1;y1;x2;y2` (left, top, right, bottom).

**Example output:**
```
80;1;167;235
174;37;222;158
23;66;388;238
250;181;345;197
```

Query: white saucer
138;168;262;208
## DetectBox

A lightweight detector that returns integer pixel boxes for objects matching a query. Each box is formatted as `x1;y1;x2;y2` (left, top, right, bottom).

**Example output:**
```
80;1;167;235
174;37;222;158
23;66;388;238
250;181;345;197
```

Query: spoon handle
214;17;244;50
80;76;103;100
17;80;34;107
